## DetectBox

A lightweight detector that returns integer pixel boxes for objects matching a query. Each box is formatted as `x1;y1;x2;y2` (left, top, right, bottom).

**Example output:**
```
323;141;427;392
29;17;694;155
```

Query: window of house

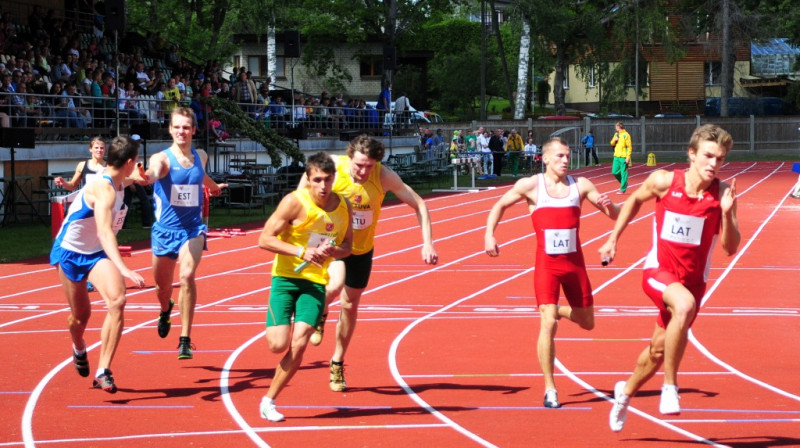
705;61;721;86
360;55;383;78
588;66;596;88
274;57;286;79
624;61;648;87
247;56;263;76
562;66;570;90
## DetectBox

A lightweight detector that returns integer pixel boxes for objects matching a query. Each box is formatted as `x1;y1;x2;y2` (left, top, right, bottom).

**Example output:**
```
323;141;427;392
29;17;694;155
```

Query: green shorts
266;276;325;327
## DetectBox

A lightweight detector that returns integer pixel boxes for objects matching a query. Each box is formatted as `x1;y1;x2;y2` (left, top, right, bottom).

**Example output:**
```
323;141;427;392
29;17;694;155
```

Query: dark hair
107;136;139;168
346;134;385;161
306;151;335;175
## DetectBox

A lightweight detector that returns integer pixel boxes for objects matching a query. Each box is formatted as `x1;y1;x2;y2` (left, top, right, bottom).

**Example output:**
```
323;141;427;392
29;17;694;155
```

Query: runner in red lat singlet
486;137;619;409
601;124;741;431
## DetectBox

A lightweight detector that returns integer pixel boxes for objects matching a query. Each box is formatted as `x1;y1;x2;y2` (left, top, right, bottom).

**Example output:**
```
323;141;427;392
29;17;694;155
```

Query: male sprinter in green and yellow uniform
299;135;438;392
258;152;353;422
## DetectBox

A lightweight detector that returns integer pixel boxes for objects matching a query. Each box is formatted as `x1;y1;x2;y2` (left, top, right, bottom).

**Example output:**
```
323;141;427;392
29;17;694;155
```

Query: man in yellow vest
611;121;633;194
257;152;354;422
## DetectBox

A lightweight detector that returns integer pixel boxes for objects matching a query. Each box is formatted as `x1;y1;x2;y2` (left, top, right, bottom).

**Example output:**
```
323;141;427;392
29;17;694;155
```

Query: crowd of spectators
0;5;394;141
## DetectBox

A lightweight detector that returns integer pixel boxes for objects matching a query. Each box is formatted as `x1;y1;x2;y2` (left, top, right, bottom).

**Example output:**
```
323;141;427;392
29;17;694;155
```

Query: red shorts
642;268;706;328
534;263;593;308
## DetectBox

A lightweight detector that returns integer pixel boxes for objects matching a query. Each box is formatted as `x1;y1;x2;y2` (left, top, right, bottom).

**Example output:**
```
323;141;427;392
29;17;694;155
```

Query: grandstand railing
1;92;420;142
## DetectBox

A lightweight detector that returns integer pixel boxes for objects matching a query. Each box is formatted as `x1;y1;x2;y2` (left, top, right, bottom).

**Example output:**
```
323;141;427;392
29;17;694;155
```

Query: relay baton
294;239;336;273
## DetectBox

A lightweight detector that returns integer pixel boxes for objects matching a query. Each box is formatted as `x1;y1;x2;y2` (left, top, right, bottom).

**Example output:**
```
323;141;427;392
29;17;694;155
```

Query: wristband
296;246;305;259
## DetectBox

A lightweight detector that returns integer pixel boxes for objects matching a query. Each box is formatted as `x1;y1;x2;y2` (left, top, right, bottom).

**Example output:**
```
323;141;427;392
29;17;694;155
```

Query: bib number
661;211;704;246
170;184;199;207
544;228;577;255
111;207;128;233
352;209;373;230
307;232;329;249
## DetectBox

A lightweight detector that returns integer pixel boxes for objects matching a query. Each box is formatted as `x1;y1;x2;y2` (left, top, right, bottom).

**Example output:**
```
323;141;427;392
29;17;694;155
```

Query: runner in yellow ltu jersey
332;153;385;255
298;135;439;392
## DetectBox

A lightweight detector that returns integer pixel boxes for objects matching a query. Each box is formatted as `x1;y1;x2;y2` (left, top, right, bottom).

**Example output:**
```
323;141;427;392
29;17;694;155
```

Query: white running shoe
609;381;630;432
543;389;561;408
260;396;285;422
659;384;681;415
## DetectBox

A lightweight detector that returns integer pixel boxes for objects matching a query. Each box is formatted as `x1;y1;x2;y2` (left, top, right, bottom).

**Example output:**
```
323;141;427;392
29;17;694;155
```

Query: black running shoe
93;369;117;393
73;351;89;377
177;336;195;360
157;299;174;338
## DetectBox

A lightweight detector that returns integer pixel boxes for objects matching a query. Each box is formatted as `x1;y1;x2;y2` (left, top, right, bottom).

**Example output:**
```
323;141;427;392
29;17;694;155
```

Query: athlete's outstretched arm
382;166;438;265
485;177;536;257
580;177;620;220
599;170;669;263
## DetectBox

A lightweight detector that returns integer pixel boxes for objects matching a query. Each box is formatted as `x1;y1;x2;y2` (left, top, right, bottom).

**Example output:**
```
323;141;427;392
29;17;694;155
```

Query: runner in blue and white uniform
50;136;146;393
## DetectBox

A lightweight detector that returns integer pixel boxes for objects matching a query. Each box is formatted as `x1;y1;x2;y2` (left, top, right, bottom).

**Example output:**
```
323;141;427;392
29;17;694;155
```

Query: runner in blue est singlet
151;148;207;258
153;148;205;228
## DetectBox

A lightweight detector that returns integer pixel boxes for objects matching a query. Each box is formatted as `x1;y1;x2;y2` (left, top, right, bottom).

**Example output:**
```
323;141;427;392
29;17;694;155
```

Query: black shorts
340;248;374;289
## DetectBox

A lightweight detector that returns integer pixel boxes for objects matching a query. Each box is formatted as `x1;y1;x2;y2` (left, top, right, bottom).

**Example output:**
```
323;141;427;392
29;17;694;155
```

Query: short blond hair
688;124;733;155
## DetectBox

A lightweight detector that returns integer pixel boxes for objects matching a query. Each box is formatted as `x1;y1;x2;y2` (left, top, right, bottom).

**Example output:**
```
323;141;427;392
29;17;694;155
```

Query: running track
1;161;798;447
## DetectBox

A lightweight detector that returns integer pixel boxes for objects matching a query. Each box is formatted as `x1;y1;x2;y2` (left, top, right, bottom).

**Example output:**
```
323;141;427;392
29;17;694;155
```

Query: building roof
750;39;800;77
750;38;800;56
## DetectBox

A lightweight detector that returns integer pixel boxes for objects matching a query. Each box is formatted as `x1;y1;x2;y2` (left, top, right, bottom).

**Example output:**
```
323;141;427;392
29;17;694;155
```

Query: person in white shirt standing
394;92;411;127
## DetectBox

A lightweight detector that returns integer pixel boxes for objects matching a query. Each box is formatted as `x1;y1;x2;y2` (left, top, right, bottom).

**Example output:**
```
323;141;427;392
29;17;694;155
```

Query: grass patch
0;172;516;264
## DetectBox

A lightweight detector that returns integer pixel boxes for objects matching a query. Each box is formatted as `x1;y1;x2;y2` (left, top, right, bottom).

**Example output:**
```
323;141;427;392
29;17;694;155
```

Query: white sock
73;343;86;355
95;368;106;378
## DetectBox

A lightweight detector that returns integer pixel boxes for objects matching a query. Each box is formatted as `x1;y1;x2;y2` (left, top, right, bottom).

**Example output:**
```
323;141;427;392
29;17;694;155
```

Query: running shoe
92;369;117;393
87;282;95;292
309;313;327;346
157;299;174;338
609;381;630;432
329;361;346;392
659;384;680;415
177;336;195;360
73;350;89;377
260;396;285;422
791;191;800;199
543;389;561;408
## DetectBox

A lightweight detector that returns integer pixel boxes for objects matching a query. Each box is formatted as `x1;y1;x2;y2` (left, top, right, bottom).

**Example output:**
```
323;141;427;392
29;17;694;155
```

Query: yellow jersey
271;188;350;285
333;154;385;255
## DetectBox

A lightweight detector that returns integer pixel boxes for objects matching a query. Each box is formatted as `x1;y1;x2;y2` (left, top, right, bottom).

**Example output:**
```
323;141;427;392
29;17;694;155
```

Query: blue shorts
151;222;207;259
50;245;105;282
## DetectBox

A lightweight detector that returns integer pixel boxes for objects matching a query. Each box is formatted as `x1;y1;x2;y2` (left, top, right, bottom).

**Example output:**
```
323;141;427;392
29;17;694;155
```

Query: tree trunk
720;0;732;117
514;17;531;119
490;1;514;112
267;23;276;86
554;44;567;116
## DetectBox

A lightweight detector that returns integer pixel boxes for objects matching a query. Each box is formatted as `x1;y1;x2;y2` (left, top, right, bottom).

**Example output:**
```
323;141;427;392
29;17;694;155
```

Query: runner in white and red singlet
600;124;741;432
485;136;620;409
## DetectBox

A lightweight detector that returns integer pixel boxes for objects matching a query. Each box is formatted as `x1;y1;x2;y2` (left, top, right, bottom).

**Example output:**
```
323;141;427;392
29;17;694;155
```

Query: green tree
127;0;239;64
